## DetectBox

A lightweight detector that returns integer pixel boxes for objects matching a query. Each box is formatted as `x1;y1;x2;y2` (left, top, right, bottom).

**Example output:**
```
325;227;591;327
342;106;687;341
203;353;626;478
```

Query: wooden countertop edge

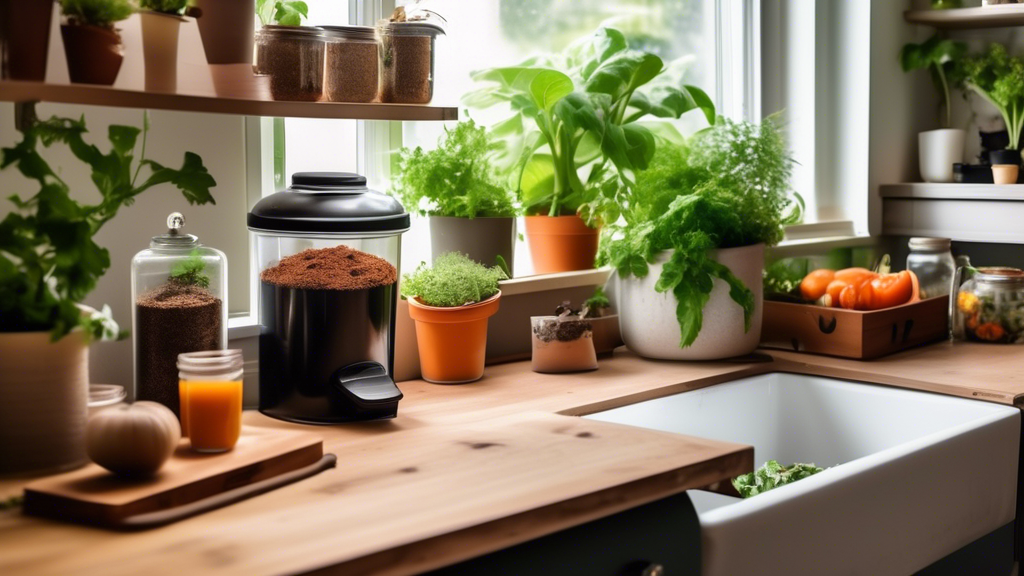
304;448;754;576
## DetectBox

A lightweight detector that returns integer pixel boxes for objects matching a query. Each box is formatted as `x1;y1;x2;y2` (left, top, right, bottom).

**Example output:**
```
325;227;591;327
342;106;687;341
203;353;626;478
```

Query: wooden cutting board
23;427;325;528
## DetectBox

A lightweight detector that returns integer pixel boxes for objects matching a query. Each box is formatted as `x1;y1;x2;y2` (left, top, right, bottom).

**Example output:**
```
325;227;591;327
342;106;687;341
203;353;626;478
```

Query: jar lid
247;172;410;235
321;25;377;42
975;267;1024;284
88;384;126;408
151;212;200;249
908;237;951;251
259;25;325;39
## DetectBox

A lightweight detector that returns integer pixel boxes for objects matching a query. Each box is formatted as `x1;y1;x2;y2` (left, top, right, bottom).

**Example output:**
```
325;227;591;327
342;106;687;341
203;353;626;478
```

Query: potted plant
579;287;622;355
600;116;801;360
956;43;1024;184
253;0;309;76
58;0;133;85
0;114;216;475
391;120;518;273
138;0;188;93
899;34;967;183
0;0;55;81
466;27;715;274
190;0;255;65
401;252;506;384
531;302;598;374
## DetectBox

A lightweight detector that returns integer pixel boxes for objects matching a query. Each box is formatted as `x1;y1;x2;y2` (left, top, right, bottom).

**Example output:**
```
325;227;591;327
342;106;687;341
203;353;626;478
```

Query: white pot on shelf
140;11;186;93
918;128;965;183
616;243;764;361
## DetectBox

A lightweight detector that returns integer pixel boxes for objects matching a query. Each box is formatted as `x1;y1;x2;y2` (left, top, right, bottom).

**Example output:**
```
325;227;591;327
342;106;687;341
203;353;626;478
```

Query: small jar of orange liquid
177;350;244;453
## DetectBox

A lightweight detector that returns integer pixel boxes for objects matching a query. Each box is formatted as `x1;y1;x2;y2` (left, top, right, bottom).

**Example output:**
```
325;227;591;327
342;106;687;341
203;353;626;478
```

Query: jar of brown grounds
377;18;446;104
256;25;326;101
248;172;410;424
321;25;379;103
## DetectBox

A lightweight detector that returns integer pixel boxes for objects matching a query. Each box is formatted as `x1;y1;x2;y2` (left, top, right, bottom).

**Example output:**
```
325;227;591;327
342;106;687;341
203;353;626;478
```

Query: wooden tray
760;296;950;359
23;427;332;530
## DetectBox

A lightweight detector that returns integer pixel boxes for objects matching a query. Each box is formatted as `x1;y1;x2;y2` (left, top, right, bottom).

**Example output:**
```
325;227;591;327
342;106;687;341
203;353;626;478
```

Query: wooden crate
760;296;950;359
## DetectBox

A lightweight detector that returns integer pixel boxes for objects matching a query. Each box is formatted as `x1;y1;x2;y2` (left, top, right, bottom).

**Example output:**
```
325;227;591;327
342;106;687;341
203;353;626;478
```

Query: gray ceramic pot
429;216;516;275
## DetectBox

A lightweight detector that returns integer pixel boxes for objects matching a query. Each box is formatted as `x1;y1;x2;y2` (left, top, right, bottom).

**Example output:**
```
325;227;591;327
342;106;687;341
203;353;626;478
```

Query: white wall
0;12;249;391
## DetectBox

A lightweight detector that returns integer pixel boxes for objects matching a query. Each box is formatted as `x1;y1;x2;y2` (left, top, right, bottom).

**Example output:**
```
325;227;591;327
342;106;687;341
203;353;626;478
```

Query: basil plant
464;28;715;225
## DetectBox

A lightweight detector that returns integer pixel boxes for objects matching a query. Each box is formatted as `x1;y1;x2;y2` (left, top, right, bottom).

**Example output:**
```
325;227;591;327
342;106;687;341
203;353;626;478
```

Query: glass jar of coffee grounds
377;15;446;104
256;25;326;101
248;172;410;424
131;213;227;418
321;25;379;103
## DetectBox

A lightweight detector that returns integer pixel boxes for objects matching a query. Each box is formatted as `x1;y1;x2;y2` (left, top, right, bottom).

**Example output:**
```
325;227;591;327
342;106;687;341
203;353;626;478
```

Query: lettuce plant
390;120;515;219
956;43;1024;151
899;34;966;128
599;117;801;348
257;0;308;26
732;460;824;498
465;28;715;224
0;114;216;340
401;253;507;308
59;0;134;28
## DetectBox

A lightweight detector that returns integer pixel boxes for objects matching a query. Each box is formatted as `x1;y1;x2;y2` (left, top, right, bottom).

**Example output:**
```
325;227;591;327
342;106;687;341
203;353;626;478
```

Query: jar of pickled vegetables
952;267;1024;344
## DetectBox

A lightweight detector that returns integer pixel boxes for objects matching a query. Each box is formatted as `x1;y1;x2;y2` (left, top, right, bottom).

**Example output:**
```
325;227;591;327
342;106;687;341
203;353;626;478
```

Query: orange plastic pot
524;215;600;274
407;291;500;384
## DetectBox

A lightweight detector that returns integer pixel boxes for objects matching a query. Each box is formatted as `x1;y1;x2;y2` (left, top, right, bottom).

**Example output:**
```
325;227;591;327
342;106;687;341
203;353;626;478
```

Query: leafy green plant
169;250;211;289
732;460;824;498
0;114;217;341
599;117;800;348
401;252;507;308
257;0;308;26
763;257;811;300
391;120;515;219
956;43;1024;151
899;34;966;128
139;0;188;15
581;285;610;318
465;27;715;224
59;0;134;28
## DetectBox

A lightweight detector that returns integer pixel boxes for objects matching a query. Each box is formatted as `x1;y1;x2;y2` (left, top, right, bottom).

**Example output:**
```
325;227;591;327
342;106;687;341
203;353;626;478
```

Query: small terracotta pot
140;11;185;93
407;292;501;384
0;330;89;476
61;24;123;85
1;0;54;80
992;164;1020;185
524;215;600;275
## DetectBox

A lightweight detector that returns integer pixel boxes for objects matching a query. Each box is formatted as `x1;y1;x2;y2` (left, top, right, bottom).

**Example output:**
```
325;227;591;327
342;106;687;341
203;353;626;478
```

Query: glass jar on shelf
255;25;326;101
377;9;446;104
906;237;957;299
952;266;1024;344
131;213;227;418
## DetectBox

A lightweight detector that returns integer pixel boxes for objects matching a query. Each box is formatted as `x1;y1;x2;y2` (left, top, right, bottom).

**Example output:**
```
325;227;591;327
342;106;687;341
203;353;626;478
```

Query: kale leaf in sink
732;460;824;498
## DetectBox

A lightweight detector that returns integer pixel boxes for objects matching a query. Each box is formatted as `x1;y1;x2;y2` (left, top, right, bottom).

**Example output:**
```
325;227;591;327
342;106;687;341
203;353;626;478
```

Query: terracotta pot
429;215;516;274
0;330;89;476
617;243;765;360
524;215;600;274
992;164;1020;185
61;24;123;85
192;0;255;65
407;292;501;384
140;11;184;93
1;0;54;80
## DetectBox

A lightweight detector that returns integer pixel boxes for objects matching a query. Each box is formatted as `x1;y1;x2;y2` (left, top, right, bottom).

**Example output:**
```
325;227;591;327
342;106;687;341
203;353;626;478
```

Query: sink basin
585;373;1020;576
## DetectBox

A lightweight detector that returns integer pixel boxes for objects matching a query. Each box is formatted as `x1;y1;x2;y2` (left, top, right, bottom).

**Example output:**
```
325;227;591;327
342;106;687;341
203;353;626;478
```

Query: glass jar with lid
322;25;380;103
131;213;227;418
248;172;409;424
952;267;1024;344
378;11;446;104
906;237;957;299
255;25;326;101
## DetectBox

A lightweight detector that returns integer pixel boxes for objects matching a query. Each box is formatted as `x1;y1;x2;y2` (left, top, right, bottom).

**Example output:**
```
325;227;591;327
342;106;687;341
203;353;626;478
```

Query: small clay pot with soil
61;23;124;85
135;283;223;417
531;307;598;374
257;25;326;101
322;26;379;103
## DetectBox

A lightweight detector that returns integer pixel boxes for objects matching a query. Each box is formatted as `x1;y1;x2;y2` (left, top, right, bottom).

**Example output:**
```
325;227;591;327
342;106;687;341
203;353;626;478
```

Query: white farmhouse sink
585;373;1020;576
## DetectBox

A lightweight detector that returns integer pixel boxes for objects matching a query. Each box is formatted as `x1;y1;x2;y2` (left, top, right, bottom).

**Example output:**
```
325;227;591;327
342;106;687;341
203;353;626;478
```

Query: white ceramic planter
616;243;764;360
140;11;185;93
918;128;965;183
0;330;89;476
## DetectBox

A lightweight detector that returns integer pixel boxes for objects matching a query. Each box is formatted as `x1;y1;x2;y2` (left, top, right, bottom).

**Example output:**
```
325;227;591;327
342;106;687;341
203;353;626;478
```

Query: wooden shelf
881;183;1024;244
0;64;458;121
904;5;1024;29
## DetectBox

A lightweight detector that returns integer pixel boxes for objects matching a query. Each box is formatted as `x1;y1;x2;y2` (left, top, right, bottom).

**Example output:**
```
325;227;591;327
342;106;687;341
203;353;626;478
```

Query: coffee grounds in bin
136;283;223;416
260;245;397;290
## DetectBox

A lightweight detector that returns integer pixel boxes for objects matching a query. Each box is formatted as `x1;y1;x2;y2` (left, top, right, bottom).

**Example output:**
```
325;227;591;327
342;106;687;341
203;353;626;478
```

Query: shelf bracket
14;101;38;132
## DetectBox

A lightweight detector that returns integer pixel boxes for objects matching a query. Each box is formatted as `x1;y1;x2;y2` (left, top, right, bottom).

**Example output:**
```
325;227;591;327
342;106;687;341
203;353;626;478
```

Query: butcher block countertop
2;342;1023;576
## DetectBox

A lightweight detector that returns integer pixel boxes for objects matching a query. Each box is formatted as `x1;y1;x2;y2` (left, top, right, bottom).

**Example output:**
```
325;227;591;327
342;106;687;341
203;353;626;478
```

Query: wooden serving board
761;296;950;359
23;427;324;528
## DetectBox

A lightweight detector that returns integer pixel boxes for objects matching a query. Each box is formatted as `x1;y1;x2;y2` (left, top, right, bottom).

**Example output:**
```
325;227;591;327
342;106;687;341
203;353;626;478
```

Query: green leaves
400;252;507;308
138;0;188;15
0;114;217;339
170;250;211;289
900;34;966;127
58;0;133;28
257;0;308;26
732;461;824;498
957;43;1024;149
585;50;664;102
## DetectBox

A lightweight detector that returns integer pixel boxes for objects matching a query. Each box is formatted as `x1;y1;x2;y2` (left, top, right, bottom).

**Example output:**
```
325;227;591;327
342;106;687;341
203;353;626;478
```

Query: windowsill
228;315;260;340
769;235;875;257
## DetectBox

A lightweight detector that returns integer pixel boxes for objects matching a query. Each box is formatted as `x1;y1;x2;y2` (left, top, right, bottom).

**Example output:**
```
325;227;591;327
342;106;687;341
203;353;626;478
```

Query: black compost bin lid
248;172;410;234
